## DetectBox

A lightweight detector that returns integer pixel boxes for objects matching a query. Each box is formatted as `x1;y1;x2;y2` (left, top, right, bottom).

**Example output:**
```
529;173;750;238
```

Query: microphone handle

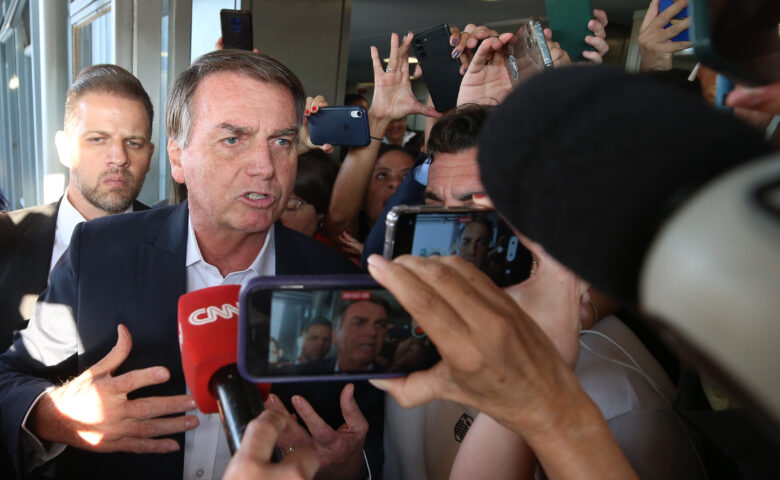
210;364;284;462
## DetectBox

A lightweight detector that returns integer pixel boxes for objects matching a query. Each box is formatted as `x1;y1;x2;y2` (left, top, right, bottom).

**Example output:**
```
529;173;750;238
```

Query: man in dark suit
0;50;379;480
0;64;154;352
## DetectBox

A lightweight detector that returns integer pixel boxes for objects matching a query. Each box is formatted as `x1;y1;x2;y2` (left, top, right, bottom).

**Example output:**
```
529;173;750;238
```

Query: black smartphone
545;0;596;61
220;9;254;51
238;275;440;383
412;25;463;112
690;0;780;85
384;206;534;288
307;106;370;146
505;16;554;88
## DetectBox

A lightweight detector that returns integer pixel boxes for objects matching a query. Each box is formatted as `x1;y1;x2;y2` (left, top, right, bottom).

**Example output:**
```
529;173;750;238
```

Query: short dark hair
377;143;411;160
427;104;491;156
64;64;153;137
303;317;333;335
337;296;391;330
166;50;306;147
295;151;338;215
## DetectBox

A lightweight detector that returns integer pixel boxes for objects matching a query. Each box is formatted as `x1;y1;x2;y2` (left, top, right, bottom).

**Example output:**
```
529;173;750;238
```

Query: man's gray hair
165;50;306;147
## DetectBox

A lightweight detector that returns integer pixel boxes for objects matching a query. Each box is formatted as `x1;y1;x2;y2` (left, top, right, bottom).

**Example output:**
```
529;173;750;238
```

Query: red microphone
178;285;273;455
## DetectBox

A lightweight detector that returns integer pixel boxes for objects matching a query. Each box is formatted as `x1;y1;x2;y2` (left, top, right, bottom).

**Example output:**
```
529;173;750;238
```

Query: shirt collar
57;193;88;246
185;214;275;278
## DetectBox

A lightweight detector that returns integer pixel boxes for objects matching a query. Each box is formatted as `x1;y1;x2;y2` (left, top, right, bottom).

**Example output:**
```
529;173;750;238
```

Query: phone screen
387;208;534;287
240;277;439;382
707;0;780;83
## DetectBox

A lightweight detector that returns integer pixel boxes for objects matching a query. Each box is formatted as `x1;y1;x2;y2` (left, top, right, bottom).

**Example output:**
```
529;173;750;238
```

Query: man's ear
54;130;71;168
168;138;185;184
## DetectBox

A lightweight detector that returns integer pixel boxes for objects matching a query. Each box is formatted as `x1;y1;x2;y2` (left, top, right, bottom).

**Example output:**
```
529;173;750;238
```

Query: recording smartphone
412;24;463;112
690;0;780;85
544;0;596;62
307;106;370;146
659;0;690;42
505;16;554;88
220;9;254;51
384;206;534;288
238;275;440;383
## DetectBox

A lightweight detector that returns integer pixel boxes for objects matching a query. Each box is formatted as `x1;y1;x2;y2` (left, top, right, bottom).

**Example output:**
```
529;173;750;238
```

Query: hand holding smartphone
384;206;534;287
220;9;254;51
238;275;439;383
505;16;554;87
412;25;463;112
307;106;370;146
545;0;596;61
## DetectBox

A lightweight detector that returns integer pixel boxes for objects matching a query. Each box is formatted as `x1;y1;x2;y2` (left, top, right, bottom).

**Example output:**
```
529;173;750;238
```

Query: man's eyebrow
456;190;487;201
273;126;299;138
83;130;111;136
215;122;253;136
424;190;443;202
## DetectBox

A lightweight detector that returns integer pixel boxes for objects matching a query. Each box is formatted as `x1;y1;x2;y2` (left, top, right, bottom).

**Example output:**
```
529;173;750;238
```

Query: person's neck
65;184;112;221
191;219;268;277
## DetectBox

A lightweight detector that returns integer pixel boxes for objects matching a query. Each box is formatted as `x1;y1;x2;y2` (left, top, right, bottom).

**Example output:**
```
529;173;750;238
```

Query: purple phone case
659;0;689;42
238;274;414;383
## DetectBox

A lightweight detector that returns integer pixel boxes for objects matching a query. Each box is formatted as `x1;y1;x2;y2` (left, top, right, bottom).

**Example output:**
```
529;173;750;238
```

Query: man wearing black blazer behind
0;64;154;353
0;50;381;480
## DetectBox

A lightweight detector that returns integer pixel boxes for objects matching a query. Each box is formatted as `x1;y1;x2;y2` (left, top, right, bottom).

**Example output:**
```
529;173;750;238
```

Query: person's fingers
128;414;200;438
449;26;461;47
726;83;780;114
654;0;688;28
242;410;288;462
252;48;260;54
320;144;334;155
337;384;369;434
290;395;337;444
410;101;442;118
113;436;181;454
370;45;384;78
387;32;400;72
89;325;133;377
466;37;495;73
125;394;198;419
658;39;692;53
215;37;224;50
110;365;173;395
662;16;690;40
472;26;499;41
451;32;471;60
640;0;660;31
587;18;606;39
280;444;320;479
584;36;609;58
304;97;314;116
593;8;609;29
399;32;413;77
310;95;327;114
543;28;554;42
369;362;453;408
413;64;423;79
497;32;514;45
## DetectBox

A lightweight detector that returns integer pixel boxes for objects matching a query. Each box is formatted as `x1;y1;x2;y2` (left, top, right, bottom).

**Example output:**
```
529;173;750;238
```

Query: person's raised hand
449;24;500;73
456;34;514;106
638;0;691;72
582;9;610;64
266;384;369;480
370;33;441;121
298;95;334;155
366;254;586;435
339;230;365;257
223;410;319;480
727;82;780;116
543;29;573;67
29;324;199;453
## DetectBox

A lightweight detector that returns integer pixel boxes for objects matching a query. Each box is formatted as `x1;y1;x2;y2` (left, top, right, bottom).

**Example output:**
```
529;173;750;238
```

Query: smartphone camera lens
415;38;422;45
356;110;363;117
420;52;427;58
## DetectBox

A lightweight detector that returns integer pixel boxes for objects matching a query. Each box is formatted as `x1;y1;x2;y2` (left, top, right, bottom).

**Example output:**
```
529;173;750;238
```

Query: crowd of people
0;0;778;478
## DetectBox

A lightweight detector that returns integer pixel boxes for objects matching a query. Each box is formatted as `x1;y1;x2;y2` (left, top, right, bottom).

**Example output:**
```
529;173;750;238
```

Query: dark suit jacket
0;199;148;352
0;201;378;479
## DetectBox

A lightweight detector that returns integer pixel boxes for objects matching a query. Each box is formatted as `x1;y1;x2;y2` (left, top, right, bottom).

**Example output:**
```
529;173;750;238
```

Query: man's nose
386;177;401;191
246;143;276;178
107;140;130;166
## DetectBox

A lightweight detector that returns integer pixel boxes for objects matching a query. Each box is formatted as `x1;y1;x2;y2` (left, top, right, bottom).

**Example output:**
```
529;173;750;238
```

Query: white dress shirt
182;217;275;480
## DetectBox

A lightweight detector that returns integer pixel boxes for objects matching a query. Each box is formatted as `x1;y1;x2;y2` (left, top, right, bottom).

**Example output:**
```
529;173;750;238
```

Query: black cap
478;66;772;305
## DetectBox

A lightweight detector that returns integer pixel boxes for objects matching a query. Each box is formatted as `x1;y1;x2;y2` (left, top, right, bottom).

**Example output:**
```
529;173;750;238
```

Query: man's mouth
245;193;269;200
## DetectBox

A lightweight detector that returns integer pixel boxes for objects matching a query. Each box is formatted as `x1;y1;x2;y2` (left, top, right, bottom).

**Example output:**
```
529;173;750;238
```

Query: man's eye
88;137;106;144
375;172;388;180
126;140;144;148
273;138;293;147
223;137;239;145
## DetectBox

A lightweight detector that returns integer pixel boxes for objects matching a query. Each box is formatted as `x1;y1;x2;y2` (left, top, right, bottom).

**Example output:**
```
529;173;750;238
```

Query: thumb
89;324;132;376
339;383;368;432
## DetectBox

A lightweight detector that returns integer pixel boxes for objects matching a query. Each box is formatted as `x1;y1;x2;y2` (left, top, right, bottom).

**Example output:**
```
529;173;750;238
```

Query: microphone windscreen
178;285;240;413
477;66;773;305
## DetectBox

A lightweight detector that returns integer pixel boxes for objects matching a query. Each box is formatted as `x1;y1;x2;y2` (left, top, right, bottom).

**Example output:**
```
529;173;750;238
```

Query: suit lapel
135;202;188;391
274;222;305;275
